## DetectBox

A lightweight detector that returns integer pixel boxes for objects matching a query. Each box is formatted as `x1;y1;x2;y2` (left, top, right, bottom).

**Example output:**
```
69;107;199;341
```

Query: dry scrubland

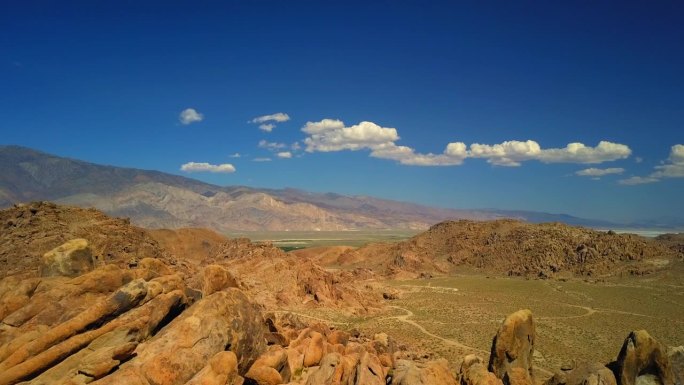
2;202;682;384
279;266;684;376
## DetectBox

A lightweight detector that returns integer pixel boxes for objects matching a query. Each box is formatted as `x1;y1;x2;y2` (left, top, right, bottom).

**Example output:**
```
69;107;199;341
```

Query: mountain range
0;145;676;232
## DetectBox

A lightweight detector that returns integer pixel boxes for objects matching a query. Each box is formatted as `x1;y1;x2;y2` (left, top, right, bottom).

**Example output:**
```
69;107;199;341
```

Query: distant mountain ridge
0;145;674;232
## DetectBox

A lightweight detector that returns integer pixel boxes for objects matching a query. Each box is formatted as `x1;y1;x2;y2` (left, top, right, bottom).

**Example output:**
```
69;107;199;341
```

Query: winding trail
386;306;554;376
387;305;488;354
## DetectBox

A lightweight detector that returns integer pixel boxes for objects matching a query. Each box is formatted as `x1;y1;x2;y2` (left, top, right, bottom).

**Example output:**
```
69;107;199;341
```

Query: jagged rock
488;309;535;384
611;330;674;385
0;286;184;385
39;239;94;277
0;278;150;379
392;359;457;385
459;355;503;385
90;288;266;385
185;351;243;385
544;362;616;385
18;327;139;385
202;264;239;296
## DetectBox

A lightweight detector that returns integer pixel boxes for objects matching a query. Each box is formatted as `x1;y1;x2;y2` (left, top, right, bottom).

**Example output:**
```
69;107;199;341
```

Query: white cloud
229;153;241;158
369;142;466;166
303;120;399;152
277;151;292;159
291;142;302;151
651;144;684;178
180;162;235;173
619;176;659;185
575;167;625;177
619;144;684;185
300;118;632;168
250;112;290;132
469;140;631;166
259;123;275;132
253;157;272;162
469;140;542;167
258;140;287;150
635;157;643;163
179;108;203;125
251;112;290;124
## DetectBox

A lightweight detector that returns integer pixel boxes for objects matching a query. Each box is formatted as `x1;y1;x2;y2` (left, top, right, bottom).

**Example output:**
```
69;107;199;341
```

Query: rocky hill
0;201;170;279
330;220;682;279
0;145;633;231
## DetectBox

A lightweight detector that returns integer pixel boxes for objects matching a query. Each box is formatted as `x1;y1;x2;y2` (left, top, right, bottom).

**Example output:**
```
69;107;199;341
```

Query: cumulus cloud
258;140;287;150
303;119;399;152
229;153;241;158
619;144;684;185
469;140;631;166
652;144;684;178
575;167;625;177
291;142;302;151
253;157;272;162
180;162;235;173
277;151;292;159
259;123;275;132
179;108;203;125
250;112;290;132
300;118;632;168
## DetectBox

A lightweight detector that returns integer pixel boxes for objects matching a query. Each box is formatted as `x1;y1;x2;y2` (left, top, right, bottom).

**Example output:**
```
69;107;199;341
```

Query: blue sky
1;1;683;223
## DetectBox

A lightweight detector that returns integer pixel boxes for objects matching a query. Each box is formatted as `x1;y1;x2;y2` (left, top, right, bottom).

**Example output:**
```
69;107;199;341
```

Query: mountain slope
0;145;631;231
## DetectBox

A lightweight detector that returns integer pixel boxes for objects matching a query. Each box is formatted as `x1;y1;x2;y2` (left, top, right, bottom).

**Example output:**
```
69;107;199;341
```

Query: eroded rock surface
488;309;536;385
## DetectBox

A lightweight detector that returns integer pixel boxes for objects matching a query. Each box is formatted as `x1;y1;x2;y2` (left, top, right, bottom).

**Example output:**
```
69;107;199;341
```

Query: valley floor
274;265;684;380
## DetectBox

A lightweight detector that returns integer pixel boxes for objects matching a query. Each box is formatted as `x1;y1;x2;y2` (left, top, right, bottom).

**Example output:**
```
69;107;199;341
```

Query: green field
225;229;418;249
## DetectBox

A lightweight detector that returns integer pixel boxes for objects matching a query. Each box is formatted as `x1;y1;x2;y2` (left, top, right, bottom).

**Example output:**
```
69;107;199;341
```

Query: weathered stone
459;355;503;385
488;309;535;384
667;346;683;385
0;289;183;385
393;358;458;385
91;288;266;385
185;351;243;385
355;351;385;385
202;264;239;296
306;353;344;385
612;330;674;385
246;346;288;385
544;362;616;385
304;332;325;368
39;239;94;277
0;279;149;379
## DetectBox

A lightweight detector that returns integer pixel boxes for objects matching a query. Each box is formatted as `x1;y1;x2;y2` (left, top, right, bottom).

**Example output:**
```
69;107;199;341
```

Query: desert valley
3;2;684;385
0;171;682;384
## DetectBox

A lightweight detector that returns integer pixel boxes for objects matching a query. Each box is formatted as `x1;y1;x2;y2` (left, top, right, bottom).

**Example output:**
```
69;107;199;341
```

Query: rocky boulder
39;239;95;277
459;355;503;385
610;330;674;385
544;362;616;385
92;288;267;385
488;309;535;385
